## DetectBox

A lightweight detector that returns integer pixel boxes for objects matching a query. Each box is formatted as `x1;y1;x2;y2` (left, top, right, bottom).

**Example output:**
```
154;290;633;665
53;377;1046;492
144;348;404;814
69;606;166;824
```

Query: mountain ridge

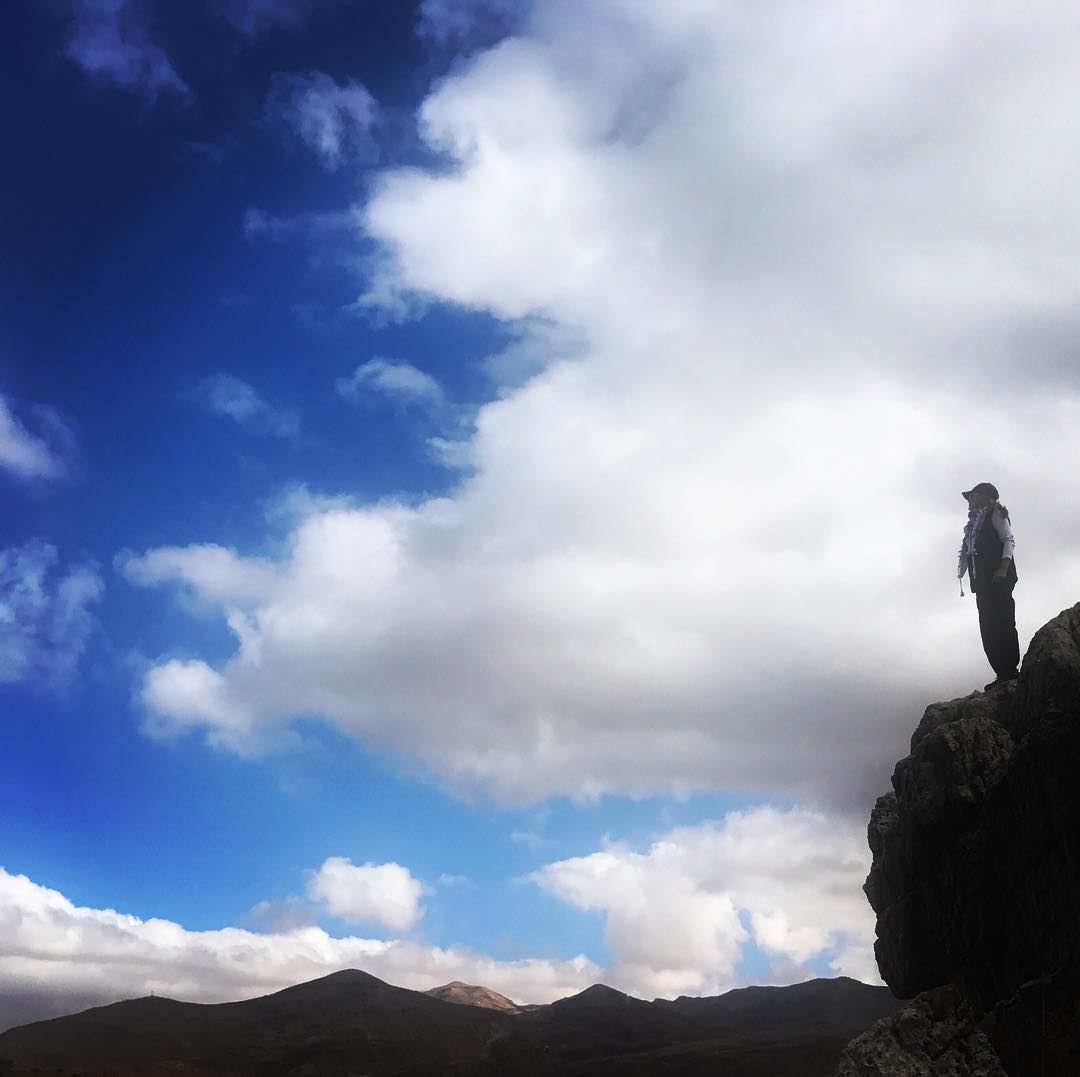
0;969;899;1076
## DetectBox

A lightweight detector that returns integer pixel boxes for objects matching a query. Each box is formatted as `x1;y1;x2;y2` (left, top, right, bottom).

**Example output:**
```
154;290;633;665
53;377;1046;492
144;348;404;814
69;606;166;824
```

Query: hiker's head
963;482;999;510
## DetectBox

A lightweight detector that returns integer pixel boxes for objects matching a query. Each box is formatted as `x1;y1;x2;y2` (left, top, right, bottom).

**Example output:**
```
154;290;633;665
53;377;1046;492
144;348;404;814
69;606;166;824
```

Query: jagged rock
893;717;1014;832
1009;603;1080;737
836;985;1006;1076
850;603;1080;1076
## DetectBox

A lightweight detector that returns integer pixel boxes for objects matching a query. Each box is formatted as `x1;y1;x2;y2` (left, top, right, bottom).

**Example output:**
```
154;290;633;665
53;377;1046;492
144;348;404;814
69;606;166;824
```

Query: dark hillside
0;971;898;1076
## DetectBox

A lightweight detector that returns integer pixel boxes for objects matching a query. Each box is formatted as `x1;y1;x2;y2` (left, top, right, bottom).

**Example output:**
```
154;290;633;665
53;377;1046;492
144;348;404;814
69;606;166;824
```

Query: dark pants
975;581;1020;677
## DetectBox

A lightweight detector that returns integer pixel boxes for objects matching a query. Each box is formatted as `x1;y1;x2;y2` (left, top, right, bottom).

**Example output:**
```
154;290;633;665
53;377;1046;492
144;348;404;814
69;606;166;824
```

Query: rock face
837;985;1005;1077
839;604;1080;1076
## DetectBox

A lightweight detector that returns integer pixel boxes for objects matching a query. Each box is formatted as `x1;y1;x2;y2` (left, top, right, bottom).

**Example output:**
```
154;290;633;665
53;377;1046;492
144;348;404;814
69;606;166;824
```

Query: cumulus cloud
61;0;190;103
336;358;446;412
266;71;376;170
0;394;75;483
129;1;1080;807
533;805;878;998
0;867;599;1032
196;374;299;440
307;858;424;933
0;541;103;692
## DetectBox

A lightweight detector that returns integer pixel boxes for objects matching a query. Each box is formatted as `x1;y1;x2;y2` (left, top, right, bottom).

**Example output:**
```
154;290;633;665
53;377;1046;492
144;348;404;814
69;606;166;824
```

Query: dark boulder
836;985;1005;1077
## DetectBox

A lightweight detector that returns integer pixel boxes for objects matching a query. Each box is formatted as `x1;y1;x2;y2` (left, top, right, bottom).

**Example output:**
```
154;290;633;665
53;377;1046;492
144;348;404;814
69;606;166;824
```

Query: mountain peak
424;982;520;1012
554;983;633;1008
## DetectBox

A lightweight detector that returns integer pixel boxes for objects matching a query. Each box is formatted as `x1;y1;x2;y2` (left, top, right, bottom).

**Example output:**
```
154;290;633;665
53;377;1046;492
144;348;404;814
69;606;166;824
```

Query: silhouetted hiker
958;482;1019;690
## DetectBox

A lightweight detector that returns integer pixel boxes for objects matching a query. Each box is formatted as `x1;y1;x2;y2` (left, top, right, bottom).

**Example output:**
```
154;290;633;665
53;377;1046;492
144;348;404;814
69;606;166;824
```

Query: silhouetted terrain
0;970;898;1076
838;603;1080;1076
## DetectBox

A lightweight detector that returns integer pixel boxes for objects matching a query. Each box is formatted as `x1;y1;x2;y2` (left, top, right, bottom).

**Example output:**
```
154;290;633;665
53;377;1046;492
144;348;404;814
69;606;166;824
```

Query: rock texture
837;985;1005;1077
840;603;1080;1076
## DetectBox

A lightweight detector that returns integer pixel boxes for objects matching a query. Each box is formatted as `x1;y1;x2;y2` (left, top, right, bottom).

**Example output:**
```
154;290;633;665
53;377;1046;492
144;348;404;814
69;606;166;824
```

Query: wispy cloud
416;0;527;50
436;873;473;889
266;71;376;170
218;293;256;310
0;541;103;693
242;206;355;243
0;394;74;482
61;0;190;104
335;358;445;413
197;374;299;441
218;0;320;38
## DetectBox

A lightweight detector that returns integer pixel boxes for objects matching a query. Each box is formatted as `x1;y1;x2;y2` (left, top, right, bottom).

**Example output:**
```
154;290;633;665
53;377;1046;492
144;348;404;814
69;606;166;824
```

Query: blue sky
4;0;1080;1031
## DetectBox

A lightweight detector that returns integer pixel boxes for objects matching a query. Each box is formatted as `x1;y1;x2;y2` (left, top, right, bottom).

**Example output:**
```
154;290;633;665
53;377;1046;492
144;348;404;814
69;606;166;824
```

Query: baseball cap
962;482;999;501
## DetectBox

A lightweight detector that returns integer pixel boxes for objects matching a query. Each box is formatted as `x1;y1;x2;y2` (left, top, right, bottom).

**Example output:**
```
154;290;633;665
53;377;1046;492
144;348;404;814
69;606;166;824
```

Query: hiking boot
983;671;1019;691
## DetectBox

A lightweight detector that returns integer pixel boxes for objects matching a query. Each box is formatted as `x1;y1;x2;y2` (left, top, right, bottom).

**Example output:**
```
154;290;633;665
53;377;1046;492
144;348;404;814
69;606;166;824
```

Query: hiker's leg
994;583;1020;674
976;587;996;674
979;583;1019;677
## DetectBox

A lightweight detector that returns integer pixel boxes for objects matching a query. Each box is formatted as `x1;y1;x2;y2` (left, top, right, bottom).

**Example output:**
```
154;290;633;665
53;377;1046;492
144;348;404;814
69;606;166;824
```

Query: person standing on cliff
958;482;1019;691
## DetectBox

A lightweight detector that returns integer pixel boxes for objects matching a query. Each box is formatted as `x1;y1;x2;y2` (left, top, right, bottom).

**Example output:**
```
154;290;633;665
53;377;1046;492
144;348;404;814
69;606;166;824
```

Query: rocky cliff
838;604;1080;1076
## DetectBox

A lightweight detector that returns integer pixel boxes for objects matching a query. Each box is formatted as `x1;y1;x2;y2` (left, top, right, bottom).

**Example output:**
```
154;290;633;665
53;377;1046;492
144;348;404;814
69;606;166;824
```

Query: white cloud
336;358;446;411
219;0;319;38
307;858;424;933
0;866;599;1032
0;542;103;692
129;1;1080;807
533;806;879;998
61;0;190;103
266;71;376;170
119;544;279;607
197;374;299;440
0;395;73;483
140;658;263;755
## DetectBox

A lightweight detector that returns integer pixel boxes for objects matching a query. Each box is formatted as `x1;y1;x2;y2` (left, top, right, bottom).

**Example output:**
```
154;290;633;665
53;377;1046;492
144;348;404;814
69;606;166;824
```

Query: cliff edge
838;603;1080;1076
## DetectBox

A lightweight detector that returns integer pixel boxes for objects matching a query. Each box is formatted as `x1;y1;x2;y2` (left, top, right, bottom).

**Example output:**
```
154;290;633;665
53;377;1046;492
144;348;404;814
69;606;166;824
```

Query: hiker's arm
992;508;1015;580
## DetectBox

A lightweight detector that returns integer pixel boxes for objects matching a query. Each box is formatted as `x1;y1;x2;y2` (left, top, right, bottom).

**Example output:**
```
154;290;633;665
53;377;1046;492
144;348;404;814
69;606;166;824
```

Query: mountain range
0;970;899;1076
